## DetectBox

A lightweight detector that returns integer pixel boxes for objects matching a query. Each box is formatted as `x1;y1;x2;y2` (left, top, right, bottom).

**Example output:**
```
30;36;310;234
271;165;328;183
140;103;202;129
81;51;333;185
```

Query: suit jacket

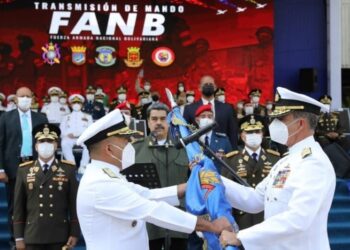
183;99;238;149
0;109;48;179
13;159;80;244
82;101;105;120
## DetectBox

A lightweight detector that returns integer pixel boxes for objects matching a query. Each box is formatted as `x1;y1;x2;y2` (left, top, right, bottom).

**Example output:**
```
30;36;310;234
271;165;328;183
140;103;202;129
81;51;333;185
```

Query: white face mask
59;98;67;104
37;142;55;159
144;85;151;91
17;97;32;111
266;104;273;110
109;142;135;169
7;102;16;110
217;95;225;103
323;104;330;112
187;96;194;104
269;118;301;145
199;118;213;129
245;133;262;148
244;107;254;115
118;93;126;102
252;96;260;103
178;86;185;92
72;103;82;112
141;98;149;105
50;96;59;103
237;103;244;109
123;114;131;126
86;94;95;101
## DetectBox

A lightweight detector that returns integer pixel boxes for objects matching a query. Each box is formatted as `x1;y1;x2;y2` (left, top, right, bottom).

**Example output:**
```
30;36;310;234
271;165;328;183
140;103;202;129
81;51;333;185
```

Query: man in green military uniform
132;102;189;250
222;114;280;230
13;123;80;250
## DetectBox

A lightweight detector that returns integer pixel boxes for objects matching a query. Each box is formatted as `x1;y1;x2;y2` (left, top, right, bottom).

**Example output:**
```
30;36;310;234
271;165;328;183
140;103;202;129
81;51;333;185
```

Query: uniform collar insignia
102;168;119;178
243;155;249;162
301;147;312;159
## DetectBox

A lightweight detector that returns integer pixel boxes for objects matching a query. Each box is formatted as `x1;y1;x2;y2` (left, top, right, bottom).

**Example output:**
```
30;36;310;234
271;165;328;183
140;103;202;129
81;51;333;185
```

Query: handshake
195;216;241;247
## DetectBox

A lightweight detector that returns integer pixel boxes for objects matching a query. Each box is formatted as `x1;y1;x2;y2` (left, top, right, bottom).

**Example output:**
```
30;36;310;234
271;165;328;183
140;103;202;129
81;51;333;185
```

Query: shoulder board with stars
214;132;227;137
102;168;119;178
301;147;312;159
61;159;76;166
19;160;34;167
225;150;239;158
266;149;280;156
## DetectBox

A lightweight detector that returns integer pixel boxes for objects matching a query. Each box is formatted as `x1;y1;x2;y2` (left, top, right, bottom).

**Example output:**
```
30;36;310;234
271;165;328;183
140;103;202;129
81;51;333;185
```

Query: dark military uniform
132;136;189;247
316;111;343;145
205;132;232;173
82;101;105;121
222;148;280;230
13;159;80;247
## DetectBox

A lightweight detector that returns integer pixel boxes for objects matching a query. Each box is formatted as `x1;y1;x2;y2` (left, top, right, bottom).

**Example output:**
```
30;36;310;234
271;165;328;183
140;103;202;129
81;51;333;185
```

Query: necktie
43;164;49;174
252;152;258;162
21;113;32;157
205;136;210;146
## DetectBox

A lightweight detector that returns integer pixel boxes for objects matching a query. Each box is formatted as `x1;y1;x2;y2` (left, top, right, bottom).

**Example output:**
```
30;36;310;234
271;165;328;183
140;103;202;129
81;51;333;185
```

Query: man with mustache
133;102;190;250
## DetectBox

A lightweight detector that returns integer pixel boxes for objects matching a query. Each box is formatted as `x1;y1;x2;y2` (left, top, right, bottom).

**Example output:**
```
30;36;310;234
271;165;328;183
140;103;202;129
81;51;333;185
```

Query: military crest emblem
124;47;143;68
95;46;116;67
152;47;175;67
42;42;61;66
71;46;87;65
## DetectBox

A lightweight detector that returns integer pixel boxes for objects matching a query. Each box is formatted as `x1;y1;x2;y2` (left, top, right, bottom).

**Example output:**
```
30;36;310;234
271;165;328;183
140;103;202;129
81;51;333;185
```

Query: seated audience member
6;94;17;111
13;123;80;250
60;94;93;174
248;89;265;116
82;85;105;121
41;86;69;124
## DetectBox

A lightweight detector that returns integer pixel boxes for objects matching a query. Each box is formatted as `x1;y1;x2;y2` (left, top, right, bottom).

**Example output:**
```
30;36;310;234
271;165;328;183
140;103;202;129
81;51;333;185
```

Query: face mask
118;94;126;102
37;142;55;159
323;104;330;112
72;103;82;112
244;107;254;115
199;118;213;129
201;84;215;97
109;143;135;169
86;94;94;101
269;118;301;145
59;98;67;104
144;85;151;91
7;102;16;110
141;98;149;105
17;97;32;111
96;99;104;104
266;104;273;110
252;96;260;103
217;95;225;103
50;96;59;103
178;86;184;92
187;96;194;103
237;103;244;109
245;133;262;148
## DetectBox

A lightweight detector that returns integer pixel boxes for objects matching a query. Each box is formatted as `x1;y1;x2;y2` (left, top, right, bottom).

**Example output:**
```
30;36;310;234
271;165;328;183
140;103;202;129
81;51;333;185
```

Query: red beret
195;104;212;117
116;102;130;110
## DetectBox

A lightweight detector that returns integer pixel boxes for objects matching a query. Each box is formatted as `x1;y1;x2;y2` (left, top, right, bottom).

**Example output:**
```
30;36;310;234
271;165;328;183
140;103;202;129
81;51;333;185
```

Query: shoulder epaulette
19;160;34;167
61;159;75;166
266;149;280;156
102;168;119;178
282;151;289;157
301;147;312;159
215;132;227;137
225;150;239;158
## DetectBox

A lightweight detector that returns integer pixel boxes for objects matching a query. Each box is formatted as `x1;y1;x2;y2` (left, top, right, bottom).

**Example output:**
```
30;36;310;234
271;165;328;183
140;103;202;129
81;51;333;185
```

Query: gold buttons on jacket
39;204;43;207
40;213;43;217
39;194;43;198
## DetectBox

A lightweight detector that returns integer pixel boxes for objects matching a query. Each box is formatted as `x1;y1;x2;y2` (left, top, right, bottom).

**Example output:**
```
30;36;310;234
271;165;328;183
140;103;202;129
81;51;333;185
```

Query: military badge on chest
272;164;291;188
27;167;39;190
53;167;68;191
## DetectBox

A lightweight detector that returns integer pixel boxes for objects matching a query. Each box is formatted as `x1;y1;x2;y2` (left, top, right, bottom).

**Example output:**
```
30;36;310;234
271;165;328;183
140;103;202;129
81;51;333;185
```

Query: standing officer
222;114;280;230
13;123;80;250
41;87;69;124
60;94;93;173
132;102;189;250
82;85;105;121
248;89;265;117
219;87;336;250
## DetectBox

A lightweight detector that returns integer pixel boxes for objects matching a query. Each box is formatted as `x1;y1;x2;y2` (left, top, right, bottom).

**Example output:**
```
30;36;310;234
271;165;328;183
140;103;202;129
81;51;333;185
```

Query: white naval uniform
77;160;197;250
60;111;92;168
41;102;70;123
223;136;336;250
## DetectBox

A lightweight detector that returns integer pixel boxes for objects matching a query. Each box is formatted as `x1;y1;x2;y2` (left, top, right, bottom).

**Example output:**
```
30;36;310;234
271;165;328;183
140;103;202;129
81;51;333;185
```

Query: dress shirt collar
38;157;55;169
18;108;32;119
245;146;262;159
288;135;316;155
201;97;215;106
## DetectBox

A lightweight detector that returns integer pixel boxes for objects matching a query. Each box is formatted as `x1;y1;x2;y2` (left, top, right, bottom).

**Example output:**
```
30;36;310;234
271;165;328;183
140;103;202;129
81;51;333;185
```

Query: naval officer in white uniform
219;87;336;250
76;109;232;250
41;87;70;124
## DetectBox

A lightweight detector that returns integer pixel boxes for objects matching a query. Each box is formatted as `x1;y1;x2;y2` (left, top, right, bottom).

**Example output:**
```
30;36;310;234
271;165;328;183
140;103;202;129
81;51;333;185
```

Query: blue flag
166;97;239;250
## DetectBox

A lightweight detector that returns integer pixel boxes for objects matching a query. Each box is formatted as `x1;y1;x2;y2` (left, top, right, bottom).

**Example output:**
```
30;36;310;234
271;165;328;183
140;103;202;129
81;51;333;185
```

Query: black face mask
201;83;215;97
152;95;159;102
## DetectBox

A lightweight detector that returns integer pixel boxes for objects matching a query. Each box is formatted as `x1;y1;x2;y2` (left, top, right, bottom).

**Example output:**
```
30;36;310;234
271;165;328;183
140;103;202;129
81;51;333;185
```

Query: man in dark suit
0;86;48;248
82;85;105;121
183;75;238;149
14;123;80;250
